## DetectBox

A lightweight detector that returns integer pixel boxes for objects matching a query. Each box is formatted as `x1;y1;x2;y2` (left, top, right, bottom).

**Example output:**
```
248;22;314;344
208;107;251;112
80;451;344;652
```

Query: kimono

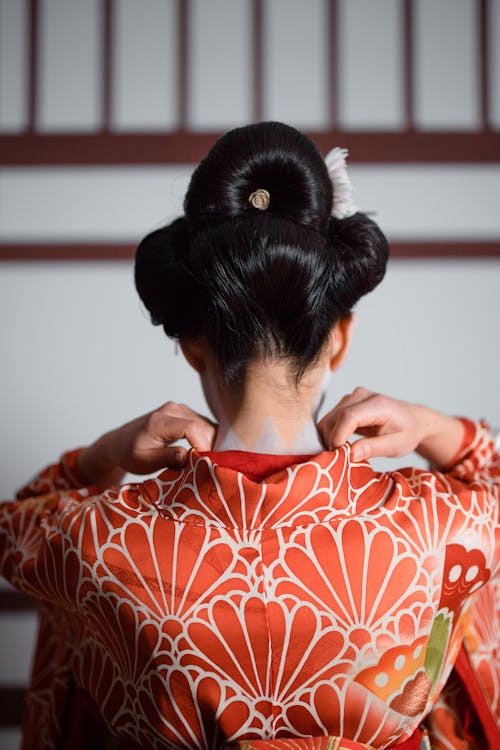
0;418;499;750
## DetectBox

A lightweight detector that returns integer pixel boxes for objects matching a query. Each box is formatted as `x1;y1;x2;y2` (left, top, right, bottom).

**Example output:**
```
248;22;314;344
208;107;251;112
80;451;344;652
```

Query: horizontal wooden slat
1;131;500;165
0;241;499;261
389;241;500;258
0;687;25;727
0;243;136;261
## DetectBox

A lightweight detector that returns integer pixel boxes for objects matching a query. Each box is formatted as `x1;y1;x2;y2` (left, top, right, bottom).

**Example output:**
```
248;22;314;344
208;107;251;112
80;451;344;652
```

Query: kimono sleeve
0;449;145;609
444;419;500;575
445;418;500;483
397;419;500;574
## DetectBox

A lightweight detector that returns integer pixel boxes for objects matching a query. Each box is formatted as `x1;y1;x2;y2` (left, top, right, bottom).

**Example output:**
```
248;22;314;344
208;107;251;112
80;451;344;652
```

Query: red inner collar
199;450;316;482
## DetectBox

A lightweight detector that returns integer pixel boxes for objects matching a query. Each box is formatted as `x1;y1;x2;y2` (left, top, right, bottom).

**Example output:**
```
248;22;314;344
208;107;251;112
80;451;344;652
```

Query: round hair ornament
325;147;358;219
248;188;270;211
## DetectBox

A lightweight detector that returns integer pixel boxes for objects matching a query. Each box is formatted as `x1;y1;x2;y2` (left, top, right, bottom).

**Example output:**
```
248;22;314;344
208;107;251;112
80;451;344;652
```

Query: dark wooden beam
1;241;499;262
2;130;500;165
389;241;500;258
0;244;136;261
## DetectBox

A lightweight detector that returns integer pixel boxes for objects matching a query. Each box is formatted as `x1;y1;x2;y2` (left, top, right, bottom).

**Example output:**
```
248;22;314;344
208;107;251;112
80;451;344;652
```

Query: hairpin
248;189;270;211
325;147;357;219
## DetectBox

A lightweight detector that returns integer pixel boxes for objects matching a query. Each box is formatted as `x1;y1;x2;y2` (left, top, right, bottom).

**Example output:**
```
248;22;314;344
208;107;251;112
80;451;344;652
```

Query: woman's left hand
78;402;217;487
317;387;464;467
317;387;424;461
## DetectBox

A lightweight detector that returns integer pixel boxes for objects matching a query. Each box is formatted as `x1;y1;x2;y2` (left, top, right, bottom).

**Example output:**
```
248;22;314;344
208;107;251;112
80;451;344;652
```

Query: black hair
135;122;389;385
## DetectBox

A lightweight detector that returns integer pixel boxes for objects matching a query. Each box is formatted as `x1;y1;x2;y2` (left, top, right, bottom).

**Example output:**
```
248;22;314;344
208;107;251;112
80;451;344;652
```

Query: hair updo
135;121;389;385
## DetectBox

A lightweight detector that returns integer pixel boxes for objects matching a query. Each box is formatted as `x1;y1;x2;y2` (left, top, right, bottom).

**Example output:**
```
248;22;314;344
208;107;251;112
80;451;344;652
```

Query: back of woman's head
135;122;389;385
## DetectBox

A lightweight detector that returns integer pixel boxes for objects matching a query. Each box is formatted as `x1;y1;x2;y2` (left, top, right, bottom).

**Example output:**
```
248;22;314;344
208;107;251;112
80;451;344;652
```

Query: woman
1;122;498;750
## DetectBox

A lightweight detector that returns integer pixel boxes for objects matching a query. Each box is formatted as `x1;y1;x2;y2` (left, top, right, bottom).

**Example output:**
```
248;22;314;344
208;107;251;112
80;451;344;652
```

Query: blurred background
0;0;499;746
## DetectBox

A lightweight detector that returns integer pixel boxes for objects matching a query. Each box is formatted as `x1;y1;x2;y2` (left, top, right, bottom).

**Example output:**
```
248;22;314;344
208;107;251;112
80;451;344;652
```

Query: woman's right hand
317;387;465;468
78;402;217;487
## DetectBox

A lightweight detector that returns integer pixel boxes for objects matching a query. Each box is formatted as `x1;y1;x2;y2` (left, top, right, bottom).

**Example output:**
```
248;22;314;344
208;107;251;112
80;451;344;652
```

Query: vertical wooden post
404;0;415;131
328;0;338;128
102;0;112;132
178;0;189;130
479;0;490;131
28;0;38;132
253;0;263;123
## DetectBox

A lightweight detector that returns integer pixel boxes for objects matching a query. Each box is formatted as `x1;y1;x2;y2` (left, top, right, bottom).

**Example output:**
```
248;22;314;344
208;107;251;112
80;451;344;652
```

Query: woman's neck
205;360;329;454
213;415;324;454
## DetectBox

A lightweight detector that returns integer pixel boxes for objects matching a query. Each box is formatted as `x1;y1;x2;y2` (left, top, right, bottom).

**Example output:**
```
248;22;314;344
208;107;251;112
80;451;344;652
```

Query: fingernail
352;445;364;461
175;450;184;465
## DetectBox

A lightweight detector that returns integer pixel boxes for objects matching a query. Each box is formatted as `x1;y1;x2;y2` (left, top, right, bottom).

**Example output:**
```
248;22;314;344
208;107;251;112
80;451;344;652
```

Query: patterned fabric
0;421;499;750
227;731;427;750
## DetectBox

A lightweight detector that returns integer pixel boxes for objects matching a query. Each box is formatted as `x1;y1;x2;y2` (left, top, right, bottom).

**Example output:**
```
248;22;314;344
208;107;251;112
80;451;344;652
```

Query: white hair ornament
325;146;358;219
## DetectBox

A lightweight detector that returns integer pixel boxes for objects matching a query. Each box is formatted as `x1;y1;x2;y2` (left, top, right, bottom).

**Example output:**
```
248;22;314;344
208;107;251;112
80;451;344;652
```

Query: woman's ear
179;338;208;374
328;314;356;372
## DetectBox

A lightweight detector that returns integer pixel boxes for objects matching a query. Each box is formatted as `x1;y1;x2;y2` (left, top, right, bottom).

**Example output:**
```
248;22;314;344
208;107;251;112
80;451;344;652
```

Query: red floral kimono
0;419;499;749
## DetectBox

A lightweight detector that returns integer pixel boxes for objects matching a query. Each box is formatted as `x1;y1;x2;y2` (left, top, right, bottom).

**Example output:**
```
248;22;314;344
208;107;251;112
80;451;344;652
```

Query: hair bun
327;213;389;313
135;217;203;337
184;121;333;235
135;122;390;386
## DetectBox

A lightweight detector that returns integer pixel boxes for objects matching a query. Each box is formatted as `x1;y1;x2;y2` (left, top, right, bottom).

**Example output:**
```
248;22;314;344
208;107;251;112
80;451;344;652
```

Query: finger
351;434;406;461
160;403;218;435
317;387;374;439
317;396;355;444
327;396;388;448
158;416;216;452
127;444;189;474
159;401;201;420
162;401;216;427
179;403;218;428
181;419;217;451
161;446;189;467
327;410;360;449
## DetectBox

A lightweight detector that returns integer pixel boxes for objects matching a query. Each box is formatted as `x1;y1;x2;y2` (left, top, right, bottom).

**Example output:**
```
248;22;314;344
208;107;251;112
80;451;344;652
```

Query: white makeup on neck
214;414;325;454
291;420;324;453
212;424;247;451
203;357;332;455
